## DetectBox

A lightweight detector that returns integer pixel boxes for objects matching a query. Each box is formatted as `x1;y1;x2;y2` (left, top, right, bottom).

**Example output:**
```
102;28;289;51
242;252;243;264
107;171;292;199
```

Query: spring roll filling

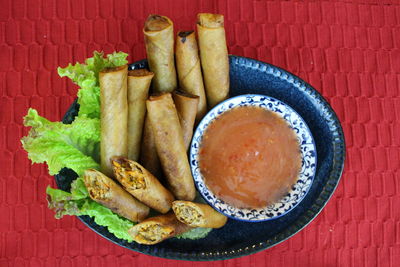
197;14;224;28
178;31;194;43
135;224;173;242
173;203;204;225
86;177;110;200
145;15;170;31
112;160;146;190
126;171;146;189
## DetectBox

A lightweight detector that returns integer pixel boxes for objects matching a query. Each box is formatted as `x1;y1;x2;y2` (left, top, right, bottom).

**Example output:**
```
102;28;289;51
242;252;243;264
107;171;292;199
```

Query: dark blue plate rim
57;55;346;261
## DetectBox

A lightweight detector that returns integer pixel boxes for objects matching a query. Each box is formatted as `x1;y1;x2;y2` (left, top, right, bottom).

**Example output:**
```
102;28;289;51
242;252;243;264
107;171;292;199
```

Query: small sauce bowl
189;94;317;222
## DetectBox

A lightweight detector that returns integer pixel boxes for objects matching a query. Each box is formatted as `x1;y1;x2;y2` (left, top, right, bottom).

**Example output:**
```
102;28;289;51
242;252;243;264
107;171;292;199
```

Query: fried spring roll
83;169;149;222
111;157;174;213
139;116;162;178
128;212;191;245
172;90;199;150
176;31;207;120
197;13;229;108
144;15;177;93
146;93;196;201
100;65;128;177
127;69;154;161
172;201;227;228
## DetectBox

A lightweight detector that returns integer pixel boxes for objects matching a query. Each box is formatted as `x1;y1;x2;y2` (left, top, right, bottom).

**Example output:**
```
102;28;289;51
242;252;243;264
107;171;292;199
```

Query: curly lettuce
176;227;213;240
21;108;100;176
80;200;134;241
46;177;134;242
58;51;128;118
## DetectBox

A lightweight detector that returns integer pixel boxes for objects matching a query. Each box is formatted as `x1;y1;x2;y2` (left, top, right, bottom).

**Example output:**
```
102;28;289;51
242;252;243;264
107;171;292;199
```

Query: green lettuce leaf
176;227;213;240
70;177;89;200
76;86;101;119
57;51;128;118
46;187;83;219
21;108;100;176
80;200;134;241
47;179;134;242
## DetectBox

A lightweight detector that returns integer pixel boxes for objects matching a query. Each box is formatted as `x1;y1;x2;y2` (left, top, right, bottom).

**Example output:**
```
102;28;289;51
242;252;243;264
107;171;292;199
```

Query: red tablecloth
1;0;399;266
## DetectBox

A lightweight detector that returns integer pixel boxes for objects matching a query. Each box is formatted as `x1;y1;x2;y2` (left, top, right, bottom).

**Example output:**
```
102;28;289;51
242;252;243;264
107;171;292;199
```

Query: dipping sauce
199;106;301;208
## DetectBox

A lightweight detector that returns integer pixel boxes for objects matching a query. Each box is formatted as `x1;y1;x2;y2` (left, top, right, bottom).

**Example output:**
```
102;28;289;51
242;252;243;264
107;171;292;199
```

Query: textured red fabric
1;0;399;266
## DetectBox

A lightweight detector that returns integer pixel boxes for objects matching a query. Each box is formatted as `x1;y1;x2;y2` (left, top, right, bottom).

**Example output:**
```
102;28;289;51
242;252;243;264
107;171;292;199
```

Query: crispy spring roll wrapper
127;69;154;161
83;169;150;222
146;93;196;201
175;31;207;120
139;116;162;178
111;157;174;213
172;90;199;150
172;200;228;228
128;212;191;245
144;15;177;93
100;65;128;177
197;13;230;108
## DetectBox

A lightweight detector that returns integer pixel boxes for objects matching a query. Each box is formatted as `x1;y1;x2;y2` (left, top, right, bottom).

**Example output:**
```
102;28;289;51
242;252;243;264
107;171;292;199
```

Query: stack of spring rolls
84;13;229;245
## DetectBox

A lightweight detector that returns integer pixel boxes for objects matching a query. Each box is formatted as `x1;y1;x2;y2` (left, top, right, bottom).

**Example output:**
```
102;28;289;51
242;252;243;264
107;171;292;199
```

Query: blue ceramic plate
56;55;345;261
190;94;317;222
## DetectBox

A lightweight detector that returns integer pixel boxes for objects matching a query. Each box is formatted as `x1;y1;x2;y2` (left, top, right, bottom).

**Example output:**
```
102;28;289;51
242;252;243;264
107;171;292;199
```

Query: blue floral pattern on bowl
190;94;317;222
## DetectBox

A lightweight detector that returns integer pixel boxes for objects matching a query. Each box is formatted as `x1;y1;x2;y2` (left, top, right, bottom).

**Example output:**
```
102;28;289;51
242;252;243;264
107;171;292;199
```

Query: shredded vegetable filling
137;224;172;242
174;203;204;225
87;178;110;200
126;167;146;189
113;160;146;189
